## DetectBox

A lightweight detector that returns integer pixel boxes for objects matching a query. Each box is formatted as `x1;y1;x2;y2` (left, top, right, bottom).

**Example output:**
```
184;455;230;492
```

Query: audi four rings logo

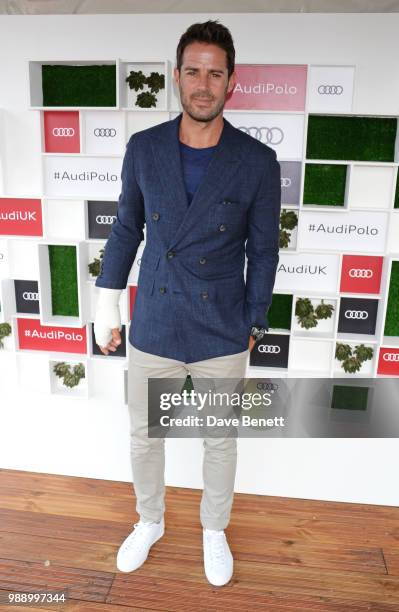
22;291;39;301
349;268;373;278
94;128;117;137
383;353;399;362
96;215;116;224
344;310;368;319
281;177;291;187
317;84;344;95
256;382;279;391
238;126;284;145
258;345;281;353
52;127;75;137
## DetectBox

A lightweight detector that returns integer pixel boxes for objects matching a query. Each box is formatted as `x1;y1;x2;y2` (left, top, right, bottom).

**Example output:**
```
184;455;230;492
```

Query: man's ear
173;66;180;86
227;70;236;95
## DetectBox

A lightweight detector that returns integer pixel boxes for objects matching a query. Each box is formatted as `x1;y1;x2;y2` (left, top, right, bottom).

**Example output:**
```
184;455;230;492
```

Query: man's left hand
248;336;256;352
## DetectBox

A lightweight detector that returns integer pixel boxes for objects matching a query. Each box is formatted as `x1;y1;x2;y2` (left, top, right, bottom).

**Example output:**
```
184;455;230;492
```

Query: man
94;20;281;587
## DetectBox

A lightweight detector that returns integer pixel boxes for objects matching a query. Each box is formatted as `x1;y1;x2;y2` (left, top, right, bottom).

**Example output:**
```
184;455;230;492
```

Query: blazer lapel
150;112;244;249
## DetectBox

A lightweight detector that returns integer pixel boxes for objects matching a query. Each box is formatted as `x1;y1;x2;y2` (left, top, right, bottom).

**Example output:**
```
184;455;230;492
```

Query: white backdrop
0;13;398;506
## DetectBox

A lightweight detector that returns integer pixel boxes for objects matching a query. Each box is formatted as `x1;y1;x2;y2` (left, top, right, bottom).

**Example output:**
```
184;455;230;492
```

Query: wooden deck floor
0;468;399;611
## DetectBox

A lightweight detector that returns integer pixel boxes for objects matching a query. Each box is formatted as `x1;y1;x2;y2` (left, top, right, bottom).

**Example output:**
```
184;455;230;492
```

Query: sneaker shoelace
206;530;226;565
123;521;155;552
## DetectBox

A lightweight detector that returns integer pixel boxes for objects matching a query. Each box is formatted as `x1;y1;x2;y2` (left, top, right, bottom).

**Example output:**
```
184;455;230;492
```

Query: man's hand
98;328;122;356
94;287;123;355
248;335;256;352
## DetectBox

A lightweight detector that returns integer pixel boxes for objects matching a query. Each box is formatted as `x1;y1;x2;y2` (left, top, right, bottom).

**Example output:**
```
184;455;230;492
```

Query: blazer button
167;250;175;259
219;224;227;232
222;199;231;204
152;212;160;221
159;286;166;294
201;291;209;299
199;257;206;264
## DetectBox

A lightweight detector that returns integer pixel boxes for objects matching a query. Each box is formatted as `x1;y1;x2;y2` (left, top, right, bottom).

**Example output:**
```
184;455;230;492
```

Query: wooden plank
0;591;161;611
2;469;398;522
0;533;119;573
382;549;399;576
108;572;399;611
1;487;396;551
108;556;399;607
0;507;132;548
0;558;113;603
0;484;134;523
0;509;386;576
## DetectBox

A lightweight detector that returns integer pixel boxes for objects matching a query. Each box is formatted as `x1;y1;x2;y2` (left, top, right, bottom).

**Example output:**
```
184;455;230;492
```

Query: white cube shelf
348;164;396;210
42;199;86;240
28;60;118;110
302;161;350;210
49;356;89;399
386;212;399;253
82;110;126;155
381;257;399;347
0;239;9;279
85;240;106;283
0;108;6;195
333;341;376;377
292;295;337;338
7;238;40;280
16;350;51;392
0;278;16;323
289;337;333;374
119;60;168;111
37;240;88;327
307;65;355;113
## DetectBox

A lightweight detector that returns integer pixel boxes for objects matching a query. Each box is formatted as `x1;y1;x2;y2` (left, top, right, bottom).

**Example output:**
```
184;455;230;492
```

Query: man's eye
212;74;221;77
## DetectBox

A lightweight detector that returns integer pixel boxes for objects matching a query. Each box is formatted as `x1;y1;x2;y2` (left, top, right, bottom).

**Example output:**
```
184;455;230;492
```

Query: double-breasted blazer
95;112;281;363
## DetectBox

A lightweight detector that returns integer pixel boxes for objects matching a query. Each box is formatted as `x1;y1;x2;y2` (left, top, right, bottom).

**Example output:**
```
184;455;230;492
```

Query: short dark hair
176;20;235;78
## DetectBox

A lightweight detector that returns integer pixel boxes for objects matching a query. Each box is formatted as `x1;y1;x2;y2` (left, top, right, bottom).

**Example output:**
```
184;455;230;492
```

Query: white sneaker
116;517;165;572
203;528;234;586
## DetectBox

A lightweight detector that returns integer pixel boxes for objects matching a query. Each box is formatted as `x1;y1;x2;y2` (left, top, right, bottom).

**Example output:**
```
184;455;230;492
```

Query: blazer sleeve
95;134;145;290
245;149;281;330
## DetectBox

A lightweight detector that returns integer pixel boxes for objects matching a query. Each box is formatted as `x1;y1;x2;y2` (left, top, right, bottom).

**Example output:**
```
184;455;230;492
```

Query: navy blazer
95;112;281;363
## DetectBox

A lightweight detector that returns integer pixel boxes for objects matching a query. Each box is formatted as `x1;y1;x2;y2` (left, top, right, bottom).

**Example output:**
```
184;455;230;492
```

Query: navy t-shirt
179;141;217;206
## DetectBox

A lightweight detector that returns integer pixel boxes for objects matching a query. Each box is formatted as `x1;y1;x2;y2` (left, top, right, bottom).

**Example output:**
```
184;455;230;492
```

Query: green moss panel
42;64;116;107
49;245;79;317
303;163;347;206
394;172;399;209
268;293;293;330
331;385;369;410
306;115;397;162
384;261;399;337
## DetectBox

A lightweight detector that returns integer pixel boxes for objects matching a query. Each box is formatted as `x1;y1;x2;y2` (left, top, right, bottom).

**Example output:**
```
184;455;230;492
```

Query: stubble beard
179;84;228;124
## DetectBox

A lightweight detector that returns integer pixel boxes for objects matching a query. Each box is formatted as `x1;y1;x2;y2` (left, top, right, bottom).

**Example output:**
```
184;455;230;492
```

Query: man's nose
197;73;211;89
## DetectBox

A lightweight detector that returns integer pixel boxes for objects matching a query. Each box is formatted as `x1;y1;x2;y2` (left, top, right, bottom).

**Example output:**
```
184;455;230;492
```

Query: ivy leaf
125;70;146;91
315;301;334;319
335;343;352;361
136;91;157;108
146;71;165;94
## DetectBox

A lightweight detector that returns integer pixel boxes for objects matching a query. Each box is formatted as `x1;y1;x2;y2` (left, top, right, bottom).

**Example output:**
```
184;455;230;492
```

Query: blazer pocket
137;250;159;296
137;271;155;296
212;198;247;228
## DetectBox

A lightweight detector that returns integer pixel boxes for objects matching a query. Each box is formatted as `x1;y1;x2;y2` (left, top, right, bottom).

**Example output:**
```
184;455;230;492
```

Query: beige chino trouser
127;344;249;531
